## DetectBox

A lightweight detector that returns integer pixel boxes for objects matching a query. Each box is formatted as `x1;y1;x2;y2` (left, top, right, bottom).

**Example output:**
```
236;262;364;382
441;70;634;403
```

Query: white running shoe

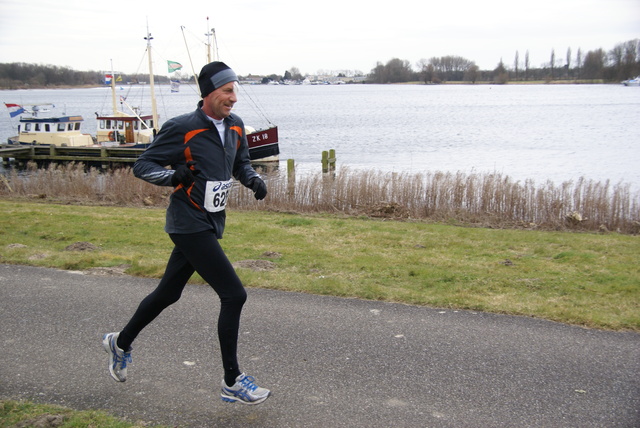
220;373;271;405
102;332;132;382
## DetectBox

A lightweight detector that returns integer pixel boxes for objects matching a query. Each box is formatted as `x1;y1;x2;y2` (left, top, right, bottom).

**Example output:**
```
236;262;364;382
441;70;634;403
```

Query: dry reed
1;162;639;234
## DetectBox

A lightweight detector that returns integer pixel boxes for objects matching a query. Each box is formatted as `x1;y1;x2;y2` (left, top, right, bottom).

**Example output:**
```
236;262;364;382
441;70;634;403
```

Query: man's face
202;81;238;119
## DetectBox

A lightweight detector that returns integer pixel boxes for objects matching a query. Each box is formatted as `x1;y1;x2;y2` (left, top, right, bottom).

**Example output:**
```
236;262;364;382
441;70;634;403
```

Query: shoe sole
220;392;270;405
102;333;126;382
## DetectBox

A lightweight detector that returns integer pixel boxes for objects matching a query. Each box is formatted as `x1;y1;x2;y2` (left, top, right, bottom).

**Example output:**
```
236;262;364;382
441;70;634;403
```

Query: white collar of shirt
207;116;226;146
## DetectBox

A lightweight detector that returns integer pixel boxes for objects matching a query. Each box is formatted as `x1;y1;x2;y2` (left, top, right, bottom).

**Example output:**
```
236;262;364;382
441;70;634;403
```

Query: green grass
1;200;639;331
0;400;167;427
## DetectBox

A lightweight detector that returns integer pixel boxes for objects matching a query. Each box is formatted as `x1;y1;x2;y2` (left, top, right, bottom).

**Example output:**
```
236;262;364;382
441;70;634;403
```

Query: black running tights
118;230;247;381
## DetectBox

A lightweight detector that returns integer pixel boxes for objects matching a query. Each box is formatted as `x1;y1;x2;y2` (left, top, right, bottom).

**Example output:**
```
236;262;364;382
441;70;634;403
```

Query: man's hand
249;177;267;200
171;161;200;187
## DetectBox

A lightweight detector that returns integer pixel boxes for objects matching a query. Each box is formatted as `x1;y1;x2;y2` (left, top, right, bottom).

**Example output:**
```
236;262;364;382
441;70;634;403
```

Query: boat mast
205;17;219;62
144;24;159;133
110;59;117;114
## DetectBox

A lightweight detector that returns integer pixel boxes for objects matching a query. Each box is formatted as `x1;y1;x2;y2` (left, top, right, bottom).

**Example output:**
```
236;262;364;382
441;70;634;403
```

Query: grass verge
0;199;638;331
0;400;166;428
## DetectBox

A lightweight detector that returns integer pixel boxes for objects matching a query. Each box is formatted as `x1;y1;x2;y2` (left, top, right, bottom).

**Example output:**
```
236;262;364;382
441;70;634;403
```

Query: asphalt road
1;263;638;427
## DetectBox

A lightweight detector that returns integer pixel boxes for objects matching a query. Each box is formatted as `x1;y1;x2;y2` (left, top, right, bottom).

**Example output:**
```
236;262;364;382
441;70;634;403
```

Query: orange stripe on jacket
230;126;243;150
185;128;208;144
171;128;208;212
183;129;206;164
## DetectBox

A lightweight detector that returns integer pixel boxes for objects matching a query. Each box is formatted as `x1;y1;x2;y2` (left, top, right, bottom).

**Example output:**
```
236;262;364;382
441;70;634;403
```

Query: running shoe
220;373;271;405
102;332;132;382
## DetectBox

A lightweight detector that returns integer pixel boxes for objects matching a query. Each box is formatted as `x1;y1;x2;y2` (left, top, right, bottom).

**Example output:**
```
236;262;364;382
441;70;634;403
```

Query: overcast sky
1;0;638;77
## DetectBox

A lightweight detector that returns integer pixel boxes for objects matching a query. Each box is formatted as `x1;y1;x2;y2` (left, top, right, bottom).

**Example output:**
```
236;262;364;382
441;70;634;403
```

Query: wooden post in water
100;147;108;170
287;159;295;198
322;149;336;174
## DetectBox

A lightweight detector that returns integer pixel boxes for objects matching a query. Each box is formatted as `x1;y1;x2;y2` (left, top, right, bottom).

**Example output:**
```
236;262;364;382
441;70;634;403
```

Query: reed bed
1;163;639;234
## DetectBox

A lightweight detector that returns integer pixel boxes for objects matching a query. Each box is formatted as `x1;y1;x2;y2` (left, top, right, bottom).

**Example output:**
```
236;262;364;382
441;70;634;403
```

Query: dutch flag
4;103;26;118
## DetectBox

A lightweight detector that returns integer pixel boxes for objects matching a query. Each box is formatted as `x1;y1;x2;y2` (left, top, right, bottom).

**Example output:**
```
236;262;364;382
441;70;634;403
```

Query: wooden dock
0;145;145;169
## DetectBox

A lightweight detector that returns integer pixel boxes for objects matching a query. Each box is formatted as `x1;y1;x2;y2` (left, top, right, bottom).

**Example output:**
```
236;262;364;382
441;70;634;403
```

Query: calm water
2;84;639;189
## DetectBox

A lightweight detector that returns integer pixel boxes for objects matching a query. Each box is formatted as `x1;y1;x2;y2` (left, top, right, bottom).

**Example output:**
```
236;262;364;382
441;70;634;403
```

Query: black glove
171;161;200;187
249;176;267;200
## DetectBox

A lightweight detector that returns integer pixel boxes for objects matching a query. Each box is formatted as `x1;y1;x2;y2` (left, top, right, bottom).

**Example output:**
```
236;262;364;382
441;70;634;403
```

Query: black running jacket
133;101;259;238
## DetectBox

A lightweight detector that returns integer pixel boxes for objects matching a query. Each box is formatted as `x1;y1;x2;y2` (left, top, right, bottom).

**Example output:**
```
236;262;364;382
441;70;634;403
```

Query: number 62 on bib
204;180;233;212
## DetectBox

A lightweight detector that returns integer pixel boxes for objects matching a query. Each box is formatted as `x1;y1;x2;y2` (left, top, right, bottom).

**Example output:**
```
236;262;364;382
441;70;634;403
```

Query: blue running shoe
220;373;271;405
102;332;132;382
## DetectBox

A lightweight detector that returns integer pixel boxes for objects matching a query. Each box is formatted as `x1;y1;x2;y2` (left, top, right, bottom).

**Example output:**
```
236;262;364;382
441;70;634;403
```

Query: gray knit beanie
198;61;238;98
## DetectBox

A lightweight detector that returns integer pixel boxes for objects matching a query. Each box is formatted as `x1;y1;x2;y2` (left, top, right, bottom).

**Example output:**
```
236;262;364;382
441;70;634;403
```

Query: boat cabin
15;115;94;147
95;113;155;147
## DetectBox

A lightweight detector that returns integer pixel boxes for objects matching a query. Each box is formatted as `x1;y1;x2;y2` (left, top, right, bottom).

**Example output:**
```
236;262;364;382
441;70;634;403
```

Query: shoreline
0;79;615;90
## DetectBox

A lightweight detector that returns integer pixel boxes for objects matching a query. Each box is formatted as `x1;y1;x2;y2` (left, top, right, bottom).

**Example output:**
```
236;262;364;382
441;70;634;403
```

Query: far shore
0;79;614;91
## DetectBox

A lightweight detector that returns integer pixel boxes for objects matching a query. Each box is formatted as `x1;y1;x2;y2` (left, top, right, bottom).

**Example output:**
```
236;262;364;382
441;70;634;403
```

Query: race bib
204;180;233;212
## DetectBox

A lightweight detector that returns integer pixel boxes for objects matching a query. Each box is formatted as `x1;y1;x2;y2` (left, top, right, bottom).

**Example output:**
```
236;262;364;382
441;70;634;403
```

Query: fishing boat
94;28;159;148
4;103;94;147
245;125;279;162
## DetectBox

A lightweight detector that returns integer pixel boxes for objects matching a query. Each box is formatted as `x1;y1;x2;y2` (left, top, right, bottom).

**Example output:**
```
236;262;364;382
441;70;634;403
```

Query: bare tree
611;39;640;80
524;50;530;81
566;47;572;78
288;66;303;81
514;51;520;80
427;56;476;81
622;39;639;78
464;64;480;83
416;58;433;83
575;48;583;79
550;48;556;79
368;58;413;83
583;48;606;79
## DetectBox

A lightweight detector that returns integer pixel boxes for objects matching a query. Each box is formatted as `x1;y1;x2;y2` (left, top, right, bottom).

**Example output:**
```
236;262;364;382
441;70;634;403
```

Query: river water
2;83;639;189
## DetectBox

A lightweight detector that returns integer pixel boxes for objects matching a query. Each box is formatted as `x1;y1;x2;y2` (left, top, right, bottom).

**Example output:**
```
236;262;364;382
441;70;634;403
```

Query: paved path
1;264;638;427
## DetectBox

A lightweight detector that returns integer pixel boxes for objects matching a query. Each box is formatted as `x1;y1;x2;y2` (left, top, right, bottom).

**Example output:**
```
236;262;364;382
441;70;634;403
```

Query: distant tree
283;70;292;81
288;66;303;81
582;48;606;79
566;47;572;78
368;58;413;83
524;50;530;80
623;39;640;77
514;51;520;80
493;58;508;83
386;58;413;82
610;44;624;70
610;39;640;80
550;48;556;79
464;64;480;83
427;55;475;81
575;48;583;79
368;62;386;83
416;58;432;83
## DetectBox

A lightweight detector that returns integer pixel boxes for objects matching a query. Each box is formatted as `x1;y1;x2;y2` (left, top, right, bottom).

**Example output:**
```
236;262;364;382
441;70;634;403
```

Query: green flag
167;60;183;73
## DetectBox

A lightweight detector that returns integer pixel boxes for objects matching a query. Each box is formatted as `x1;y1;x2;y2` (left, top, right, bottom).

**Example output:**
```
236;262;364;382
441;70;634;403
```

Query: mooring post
101;147;108;169
287;158;295;198
322;149;336;174
329;149;336;173
322;151;328;173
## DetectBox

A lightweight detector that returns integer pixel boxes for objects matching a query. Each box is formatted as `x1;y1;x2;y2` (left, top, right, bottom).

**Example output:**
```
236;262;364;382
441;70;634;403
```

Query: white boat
4;103;94;147
621;76;640;86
